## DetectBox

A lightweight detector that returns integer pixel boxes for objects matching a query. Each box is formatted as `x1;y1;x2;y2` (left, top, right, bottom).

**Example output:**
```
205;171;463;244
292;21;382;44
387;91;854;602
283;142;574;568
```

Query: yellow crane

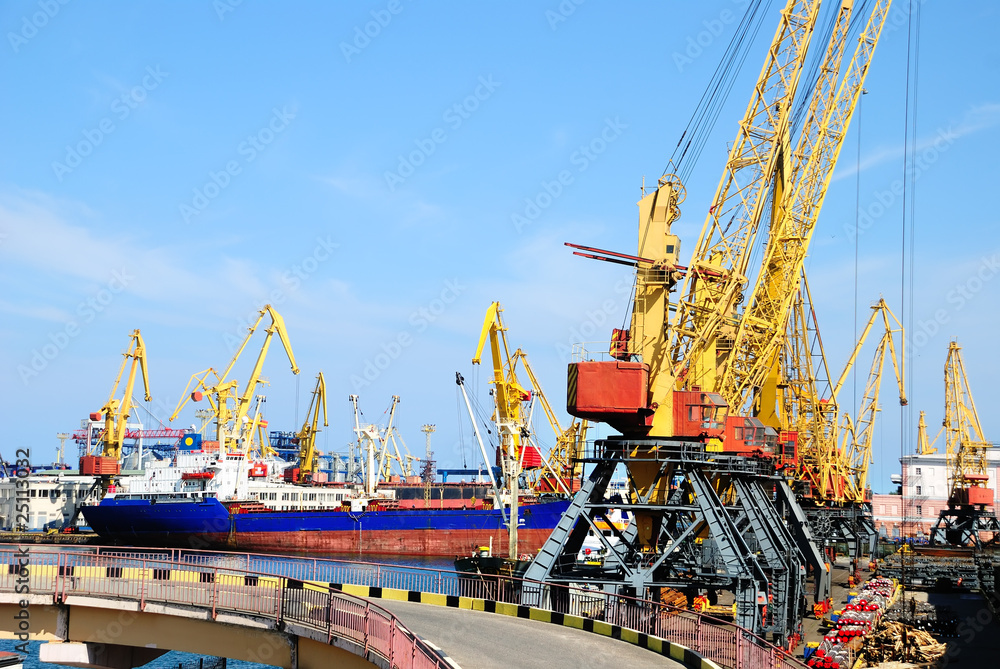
930;342;998;546
719;0;893;421
294;372;327;483
169;304;299;453
514;349;587;491
668;0;824;401
836;299;907;500
554;1;896;635
473;302;537;473
916;410;939;455
87;329;151;493
789;296;906;503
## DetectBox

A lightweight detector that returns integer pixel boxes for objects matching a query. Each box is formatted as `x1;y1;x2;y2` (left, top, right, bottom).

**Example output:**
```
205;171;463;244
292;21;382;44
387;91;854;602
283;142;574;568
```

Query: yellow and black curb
329;582;722;669
19;565;719;669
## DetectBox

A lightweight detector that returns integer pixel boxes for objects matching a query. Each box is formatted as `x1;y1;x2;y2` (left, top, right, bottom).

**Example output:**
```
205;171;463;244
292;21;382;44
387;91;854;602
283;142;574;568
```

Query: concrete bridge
0;548;805;669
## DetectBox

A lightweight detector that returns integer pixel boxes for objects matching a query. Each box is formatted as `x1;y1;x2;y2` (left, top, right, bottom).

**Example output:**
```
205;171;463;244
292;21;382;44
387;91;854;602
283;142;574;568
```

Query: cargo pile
806;577;896;669
861;620;946;666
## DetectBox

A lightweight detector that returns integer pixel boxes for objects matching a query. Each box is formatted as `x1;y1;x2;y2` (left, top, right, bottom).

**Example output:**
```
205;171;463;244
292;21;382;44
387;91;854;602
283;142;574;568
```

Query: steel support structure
524;437;815;645
799;501;877;565
930;505;1000;548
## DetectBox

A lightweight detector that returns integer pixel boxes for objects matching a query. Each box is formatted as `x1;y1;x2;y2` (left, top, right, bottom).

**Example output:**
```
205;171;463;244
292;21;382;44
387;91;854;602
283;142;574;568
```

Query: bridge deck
380;598;683;669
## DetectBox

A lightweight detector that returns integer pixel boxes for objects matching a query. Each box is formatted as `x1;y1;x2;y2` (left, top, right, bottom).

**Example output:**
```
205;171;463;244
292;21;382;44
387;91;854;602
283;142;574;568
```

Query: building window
915;467;921;475
916;485;922;495
916;505;922;516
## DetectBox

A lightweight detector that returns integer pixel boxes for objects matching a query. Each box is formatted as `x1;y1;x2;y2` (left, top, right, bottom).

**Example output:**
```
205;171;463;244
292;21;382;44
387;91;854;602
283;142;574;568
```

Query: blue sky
1;0;998;494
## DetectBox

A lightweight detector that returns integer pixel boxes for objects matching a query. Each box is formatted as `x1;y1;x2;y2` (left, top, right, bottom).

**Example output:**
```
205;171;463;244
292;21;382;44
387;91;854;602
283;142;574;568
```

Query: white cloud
832;102;1000;182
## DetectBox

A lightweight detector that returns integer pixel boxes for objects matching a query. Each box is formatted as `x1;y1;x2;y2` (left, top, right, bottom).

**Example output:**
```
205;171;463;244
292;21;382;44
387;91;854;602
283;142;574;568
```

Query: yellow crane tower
788;296;905;504
293;372;327;483
668;0;825;401
718;0;893;422
86;329;151;494
930;342;999;546
472;302;537;478
170;304;299;453
916;411;939;455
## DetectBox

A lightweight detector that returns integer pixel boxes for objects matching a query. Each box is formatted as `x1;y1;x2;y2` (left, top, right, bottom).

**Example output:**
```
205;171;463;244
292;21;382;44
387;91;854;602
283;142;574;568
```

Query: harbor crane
930;342;999;547
472;302;540;476
85;329;150;494
473;301;585;493
529;0;895;642
292;373;328;483
170;304;299;455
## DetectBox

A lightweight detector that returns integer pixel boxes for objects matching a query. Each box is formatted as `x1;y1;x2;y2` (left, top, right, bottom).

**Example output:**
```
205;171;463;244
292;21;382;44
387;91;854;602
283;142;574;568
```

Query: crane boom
174;304;299;454
670;0;823;390
99;329;151;461
297;372;328;480
720;0;893;415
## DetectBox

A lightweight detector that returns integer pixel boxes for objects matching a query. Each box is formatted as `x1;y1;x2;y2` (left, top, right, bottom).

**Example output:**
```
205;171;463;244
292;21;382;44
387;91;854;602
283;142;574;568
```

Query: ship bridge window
290;493;299;501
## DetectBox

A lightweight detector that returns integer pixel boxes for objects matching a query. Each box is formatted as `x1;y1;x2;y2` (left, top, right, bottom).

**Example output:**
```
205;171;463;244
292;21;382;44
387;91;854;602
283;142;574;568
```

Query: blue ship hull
81;497;570;556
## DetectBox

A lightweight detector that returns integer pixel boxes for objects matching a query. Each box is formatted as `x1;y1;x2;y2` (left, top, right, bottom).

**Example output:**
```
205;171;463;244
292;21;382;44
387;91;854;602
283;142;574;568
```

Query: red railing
0;549;448;669
80;546;807;669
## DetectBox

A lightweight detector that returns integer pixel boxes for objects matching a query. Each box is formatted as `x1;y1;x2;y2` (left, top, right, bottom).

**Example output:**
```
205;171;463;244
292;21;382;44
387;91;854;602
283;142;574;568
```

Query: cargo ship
79;435;570;556
81;493;569;555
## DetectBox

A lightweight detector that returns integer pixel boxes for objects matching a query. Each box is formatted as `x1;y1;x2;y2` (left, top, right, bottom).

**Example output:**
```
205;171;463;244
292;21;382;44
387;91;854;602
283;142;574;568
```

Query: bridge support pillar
39;641;168;669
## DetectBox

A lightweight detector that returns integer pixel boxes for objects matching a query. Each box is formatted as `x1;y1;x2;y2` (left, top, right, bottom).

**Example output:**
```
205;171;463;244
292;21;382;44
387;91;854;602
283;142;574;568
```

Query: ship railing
85;546;805;669
0;549;450;669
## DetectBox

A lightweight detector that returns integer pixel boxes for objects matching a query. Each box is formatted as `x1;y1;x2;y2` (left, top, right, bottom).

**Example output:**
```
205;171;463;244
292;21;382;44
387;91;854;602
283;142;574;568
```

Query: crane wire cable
854;92;863;431
899;0;919;534
667;0;771;183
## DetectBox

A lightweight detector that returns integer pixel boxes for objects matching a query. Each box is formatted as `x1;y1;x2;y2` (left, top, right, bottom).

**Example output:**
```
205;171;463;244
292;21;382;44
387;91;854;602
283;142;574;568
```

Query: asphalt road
378;599;684;669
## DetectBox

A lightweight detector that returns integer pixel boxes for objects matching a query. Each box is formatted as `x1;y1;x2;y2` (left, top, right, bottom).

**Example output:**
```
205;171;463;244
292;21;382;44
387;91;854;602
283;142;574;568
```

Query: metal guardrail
0;549;449;669
81;546;807;669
